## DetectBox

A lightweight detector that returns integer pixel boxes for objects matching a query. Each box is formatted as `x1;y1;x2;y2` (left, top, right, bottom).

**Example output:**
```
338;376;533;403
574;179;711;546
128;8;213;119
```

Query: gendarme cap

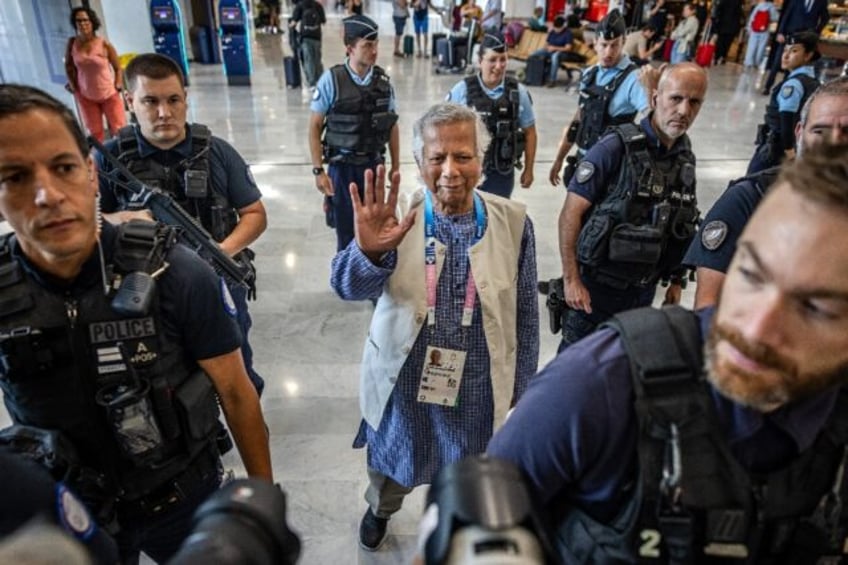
343;14;379;41
597;9;626;40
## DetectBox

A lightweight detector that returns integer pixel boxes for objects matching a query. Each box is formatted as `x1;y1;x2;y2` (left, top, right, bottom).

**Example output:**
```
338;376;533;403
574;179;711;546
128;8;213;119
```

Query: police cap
787;30;820;59
480;32;507;53
597;9;626;40
343;14;379;41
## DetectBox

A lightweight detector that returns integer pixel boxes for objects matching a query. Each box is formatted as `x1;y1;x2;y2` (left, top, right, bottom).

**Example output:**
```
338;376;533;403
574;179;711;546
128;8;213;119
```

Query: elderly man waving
330;102;539;552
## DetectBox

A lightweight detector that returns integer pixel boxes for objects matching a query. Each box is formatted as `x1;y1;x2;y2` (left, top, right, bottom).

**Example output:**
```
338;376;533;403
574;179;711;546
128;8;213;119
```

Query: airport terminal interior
0;0;828;562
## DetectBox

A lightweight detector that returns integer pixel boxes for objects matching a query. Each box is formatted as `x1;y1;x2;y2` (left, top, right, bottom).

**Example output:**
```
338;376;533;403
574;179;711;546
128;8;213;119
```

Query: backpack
751;8;769;32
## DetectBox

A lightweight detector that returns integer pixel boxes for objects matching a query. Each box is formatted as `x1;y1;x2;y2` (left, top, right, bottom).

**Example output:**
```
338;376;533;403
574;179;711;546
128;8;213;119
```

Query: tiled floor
2;2;770;563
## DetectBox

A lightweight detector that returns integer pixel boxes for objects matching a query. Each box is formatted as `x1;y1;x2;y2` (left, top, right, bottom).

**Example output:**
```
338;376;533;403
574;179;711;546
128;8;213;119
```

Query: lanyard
424;190;486;328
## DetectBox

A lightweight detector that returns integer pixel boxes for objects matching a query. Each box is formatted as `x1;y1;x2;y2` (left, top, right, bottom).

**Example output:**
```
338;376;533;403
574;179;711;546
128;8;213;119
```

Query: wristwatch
312;167;324;176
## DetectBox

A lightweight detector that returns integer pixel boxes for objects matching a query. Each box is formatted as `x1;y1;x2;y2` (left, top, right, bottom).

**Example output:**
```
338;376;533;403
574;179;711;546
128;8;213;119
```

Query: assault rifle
89;136;254;290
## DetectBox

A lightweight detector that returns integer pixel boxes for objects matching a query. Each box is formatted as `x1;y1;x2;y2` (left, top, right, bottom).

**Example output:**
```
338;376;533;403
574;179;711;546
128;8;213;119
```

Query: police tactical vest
576;123;698;289
605;306;848;564
762;72;819;141
577;63;638;150
0;222;221;502
323;65;398;161
464;75;527;174
114;124;238;243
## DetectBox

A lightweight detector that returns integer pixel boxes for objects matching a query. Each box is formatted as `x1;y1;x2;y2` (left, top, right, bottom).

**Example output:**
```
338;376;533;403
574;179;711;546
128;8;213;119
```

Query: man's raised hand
351;165;415;262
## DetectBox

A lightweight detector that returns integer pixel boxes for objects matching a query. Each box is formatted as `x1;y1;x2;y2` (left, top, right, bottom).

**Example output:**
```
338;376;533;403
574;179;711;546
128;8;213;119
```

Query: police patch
575;161;595;184
701;220;729;251
221;278;238;317
781;85;794;99
312;88;321;101
57;484;93;537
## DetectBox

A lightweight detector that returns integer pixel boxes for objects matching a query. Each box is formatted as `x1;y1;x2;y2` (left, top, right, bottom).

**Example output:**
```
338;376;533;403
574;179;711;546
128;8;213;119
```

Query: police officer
548;9;650;188
747;31;820;175
0;84;272;563
309;14;400;252
685;77;848;308
95;53;267;397
557;63;707;349
488;143;848;563
445;32;537;198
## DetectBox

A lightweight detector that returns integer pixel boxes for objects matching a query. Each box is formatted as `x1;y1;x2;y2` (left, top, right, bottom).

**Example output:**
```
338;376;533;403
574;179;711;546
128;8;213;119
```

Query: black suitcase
284;55;301;88
436;36;466;70
403;34;414;56
436;37;453;68
524;54;547;86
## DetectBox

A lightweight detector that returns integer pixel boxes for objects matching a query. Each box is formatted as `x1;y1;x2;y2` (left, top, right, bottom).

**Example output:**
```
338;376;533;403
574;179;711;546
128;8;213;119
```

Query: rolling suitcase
695;21;715;67
431;32;446;58
524;54;547;86
404;34;415;56
284;55;301;88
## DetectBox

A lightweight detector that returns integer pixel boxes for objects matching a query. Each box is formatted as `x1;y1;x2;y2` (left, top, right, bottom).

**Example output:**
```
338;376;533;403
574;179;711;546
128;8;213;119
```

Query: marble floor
1;2;772;563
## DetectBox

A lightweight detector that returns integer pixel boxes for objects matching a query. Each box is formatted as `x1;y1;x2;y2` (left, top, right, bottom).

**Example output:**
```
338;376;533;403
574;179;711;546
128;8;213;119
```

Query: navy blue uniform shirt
96;125;262;214
567;115;692;207
11;223;242;361
488;307;839;524
682;175;766;273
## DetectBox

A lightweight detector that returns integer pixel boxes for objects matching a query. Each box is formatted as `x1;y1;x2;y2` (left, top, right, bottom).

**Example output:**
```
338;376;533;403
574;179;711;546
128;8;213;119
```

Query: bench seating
508;28;597;74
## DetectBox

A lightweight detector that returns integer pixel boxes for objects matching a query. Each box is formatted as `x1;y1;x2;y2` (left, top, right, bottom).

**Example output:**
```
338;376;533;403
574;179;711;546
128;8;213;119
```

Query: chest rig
464;76;527;175
323;64;398;163
577;63;638;150
114;124;238;243
605;307;848;565
576;123;698;289
0;222;221;503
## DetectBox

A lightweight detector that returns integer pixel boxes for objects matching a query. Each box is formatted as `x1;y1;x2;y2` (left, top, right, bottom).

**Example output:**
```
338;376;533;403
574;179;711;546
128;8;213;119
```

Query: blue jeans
744;32;769;68
300;37;323;87
670;42;690;64
229;283;264;396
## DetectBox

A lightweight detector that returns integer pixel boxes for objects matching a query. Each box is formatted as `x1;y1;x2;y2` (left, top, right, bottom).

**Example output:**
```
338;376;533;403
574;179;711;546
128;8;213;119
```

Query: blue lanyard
423;190;486;327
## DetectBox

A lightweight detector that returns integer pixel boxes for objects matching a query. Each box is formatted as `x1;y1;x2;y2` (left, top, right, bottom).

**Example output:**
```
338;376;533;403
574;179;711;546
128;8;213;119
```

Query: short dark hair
124;53;186;92
779;142;848;210
0;84;88;157
70;7;101;33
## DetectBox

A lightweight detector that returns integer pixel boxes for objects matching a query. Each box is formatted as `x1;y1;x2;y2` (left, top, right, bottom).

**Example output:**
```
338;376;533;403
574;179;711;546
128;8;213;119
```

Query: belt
117;446;222;519
329;152;383;166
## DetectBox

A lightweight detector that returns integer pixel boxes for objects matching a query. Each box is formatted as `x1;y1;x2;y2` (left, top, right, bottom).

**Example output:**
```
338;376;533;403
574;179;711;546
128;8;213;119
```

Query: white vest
360;189;527;431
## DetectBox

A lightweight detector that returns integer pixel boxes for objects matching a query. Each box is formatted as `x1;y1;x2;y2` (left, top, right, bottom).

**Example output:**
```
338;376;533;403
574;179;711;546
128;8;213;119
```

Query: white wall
504;0;545;20
0;0;75;105
99;0;155;56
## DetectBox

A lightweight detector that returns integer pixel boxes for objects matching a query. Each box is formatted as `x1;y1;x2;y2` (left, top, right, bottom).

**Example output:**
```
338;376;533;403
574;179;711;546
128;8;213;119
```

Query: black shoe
359;508;388;551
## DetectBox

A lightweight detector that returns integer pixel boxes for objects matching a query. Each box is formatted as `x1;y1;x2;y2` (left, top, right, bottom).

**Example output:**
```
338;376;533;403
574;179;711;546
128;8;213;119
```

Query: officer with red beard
488;142;848;562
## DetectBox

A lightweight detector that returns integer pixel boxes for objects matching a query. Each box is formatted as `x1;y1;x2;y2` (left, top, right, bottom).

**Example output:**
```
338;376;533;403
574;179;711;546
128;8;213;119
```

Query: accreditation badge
417;346;466;407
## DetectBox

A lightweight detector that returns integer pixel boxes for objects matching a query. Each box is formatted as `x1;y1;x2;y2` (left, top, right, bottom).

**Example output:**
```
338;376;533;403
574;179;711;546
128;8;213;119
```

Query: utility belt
117;443;222;519
326;150;384;167
579;264;655;290
234;248;258;300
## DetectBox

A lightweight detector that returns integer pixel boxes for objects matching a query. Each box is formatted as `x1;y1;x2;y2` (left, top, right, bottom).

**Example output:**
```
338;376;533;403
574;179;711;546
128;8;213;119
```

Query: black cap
787;30;820;58
553;15;566;28
597;9;626;40
343;14;379;41
480;32;507;53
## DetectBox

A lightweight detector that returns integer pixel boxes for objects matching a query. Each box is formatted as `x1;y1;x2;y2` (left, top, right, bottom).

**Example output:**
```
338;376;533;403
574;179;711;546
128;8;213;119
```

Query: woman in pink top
64;7;126;142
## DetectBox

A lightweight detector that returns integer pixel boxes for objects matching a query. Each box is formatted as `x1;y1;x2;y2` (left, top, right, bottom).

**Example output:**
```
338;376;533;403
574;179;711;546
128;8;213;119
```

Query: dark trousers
229;283;264;396
115;461;222;564
558;278;656;351
328;158;383;252
714;33;736;62
747;141;781;175
479;167;515;199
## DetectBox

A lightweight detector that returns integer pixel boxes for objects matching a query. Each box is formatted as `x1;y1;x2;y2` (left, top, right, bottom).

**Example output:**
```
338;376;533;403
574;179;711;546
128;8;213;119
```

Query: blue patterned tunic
331;206;539;487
